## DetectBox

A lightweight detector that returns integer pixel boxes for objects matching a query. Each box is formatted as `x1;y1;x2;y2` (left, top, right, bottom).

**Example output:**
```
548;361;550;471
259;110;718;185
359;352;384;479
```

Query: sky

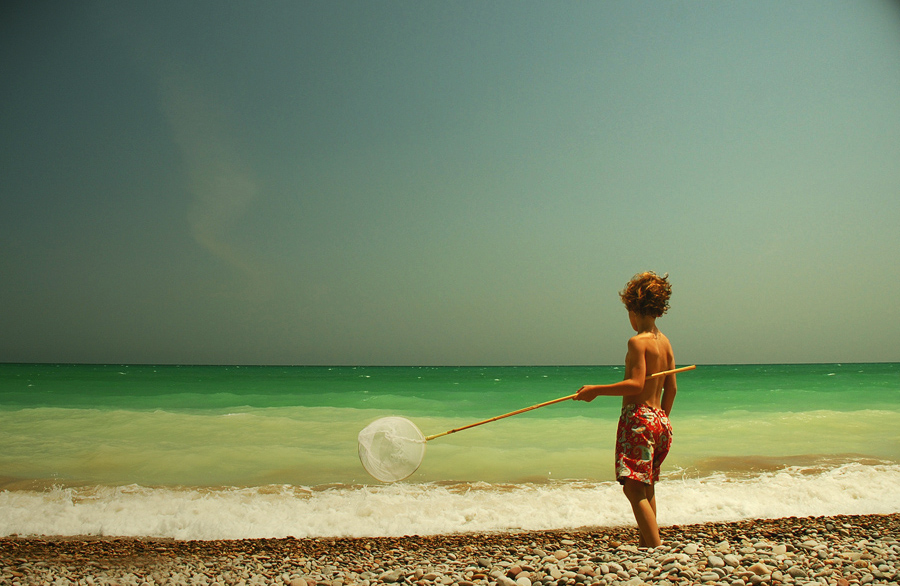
1;1;899;366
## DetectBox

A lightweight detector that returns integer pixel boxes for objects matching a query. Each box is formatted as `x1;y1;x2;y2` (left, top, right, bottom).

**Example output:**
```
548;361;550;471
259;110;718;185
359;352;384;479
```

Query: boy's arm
574;337;646;402
660;373;677;415
660;347;677;415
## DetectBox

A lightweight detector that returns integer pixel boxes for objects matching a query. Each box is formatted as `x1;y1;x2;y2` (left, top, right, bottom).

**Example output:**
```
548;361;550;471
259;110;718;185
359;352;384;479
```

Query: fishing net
356;365;696;483
357;416;427;482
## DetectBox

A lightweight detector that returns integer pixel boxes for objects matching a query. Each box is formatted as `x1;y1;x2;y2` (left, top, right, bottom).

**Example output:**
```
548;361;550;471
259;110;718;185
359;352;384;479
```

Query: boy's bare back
622;329;675;412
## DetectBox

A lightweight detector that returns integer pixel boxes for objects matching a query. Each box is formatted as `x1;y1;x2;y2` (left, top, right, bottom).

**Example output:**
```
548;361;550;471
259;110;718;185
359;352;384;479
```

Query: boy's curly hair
619;271;672;317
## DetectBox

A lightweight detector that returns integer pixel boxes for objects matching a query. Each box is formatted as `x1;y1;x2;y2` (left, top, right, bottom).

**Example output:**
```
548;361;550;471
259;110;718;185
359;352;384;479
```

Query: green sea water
0;363;897;488
1;362;899;539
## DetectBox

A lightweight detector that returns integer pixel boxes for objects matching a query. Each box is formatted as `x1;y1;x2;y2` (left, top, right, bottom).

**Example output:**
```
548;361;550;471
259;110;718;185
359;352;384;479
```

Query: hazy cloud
157;63;261;280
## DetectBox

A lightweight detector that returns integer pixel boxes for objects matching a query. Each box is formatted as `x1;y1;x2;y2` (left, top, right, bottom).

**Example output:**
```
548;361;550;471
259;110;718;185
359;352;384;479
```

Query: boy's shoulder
626;332;655;352
628;331;661;343
628;331;673;351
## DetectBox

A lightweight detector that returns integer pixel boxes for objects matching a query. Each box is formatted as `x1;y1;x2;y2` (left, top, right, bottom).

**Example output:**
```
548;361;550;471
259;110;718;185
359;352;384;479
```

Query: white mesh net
357;416;427;483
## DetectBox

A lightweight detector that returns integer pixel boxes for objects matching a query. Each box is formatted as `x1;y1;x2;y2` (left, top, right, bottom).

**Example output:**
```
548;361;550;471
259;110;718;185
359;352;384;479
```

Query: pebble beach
1;514;897;586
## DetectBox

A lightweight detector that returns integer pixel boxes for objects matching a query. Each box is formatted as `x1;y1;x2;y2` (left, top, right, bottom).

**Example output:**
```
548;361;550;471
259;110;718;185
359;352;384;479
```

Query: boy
574;271;676;547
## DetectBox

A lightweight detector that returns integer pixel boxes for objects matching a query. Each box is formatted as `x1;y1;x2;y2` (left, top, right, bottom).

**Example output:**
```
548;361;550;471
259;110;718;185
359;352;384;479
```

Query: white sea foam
1;462;898;540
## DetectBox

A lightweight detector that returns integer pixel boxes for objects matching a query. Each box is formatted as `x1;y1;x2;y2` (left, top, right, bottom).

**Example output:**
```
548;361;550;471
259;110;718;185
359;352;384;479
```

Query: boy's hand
574;386;595;402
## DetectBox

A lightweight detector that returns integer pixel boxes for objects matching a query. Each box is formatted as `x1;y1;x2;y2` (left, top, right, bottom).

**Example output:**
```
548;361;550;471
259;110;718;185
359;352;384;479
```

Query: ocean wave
1;462;898;540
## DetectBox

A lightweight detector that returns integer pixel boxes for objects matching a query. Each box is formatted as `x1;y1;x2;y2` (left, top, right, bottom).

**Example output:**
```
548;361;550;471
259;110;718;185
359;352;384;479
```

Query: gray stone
380;570;403;583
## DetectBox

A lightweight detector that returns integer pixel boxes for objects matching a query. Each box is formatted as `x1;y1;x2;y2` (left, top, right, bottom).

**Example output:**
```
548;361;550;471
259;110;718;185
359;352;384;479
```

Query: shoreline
2;514;898;585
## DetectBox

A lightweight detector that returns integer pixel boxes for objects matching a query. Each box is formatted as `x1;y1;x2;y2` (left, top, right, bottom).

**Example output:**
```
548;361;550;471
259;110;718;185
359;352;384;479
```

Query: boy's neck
631;312;658;335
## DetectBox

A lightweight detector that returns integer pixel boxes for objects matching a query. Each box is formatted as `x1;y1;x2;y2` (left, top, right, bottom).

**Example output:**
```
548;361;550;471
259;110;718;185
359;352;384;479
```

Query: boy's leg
622;479;661;547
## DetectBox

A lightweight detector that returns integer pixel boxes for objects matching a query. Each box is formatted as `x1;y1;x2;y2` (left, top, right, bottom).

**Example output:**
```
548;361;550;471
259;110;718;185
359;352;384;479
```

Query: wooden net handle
425;364;696;441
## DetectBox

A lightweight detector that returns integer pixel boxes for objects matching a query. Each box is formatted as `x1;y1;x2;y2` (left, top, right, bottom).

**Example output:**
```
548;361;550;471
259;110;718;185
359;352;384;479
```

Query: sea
0;363;898;540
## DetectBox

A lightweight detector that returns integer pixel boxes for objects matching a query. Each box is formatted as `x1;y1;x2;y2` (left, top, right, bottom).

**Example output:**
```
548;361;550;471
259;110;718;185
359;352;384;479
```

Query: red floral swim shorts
615;403;672;485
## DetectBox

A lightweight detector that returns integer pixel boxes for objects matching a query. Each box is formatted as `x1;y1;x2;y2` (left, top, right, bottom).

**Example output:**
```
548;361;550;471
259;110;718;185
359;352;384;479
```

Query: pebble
1;514;899;586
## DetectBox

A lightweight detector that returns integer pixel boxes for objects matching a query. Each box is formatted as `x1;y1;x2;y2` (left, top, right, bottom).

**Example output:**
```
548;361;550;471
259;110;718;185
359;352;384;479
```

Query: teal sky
2;1;899;366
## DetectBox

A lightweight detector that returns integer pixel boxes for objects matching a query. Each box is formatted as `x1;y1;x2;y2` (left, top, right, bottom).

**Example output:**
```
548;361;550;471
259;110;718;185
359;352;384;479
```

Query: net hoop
357;416;426;483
